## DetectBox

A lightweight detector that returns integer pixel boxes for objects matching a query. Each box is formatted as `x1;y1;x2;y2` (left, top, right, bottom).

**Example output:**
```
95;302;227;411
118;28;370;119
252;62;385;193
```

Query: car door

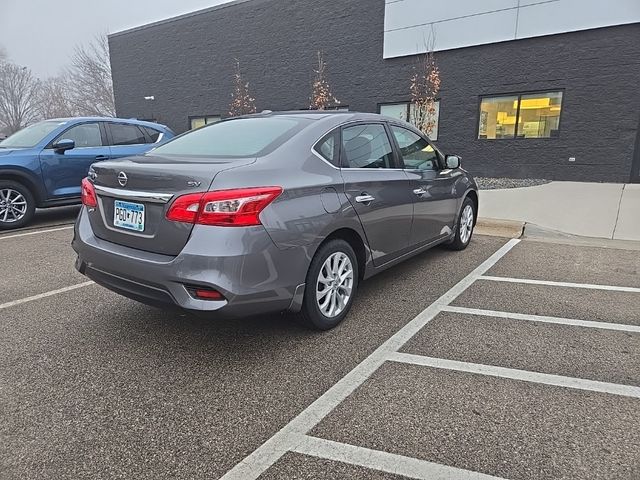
340;122;414;266
107;123;155;159
389;124;458;247
39;121;109;198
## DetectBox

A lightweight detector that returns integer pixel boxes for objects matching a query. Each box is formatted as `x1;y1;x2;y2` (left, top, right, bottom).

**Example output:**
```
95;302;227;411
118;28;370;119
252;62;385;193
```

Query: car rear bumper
72;208;310;317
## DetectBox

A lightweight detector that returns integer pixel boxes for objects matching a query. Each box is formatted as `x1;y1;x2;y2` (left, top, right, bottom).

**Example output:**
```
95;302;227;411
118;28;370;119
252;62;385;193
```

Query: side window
143;127;162;142
313;130;339;166
56;123;102;148
390;126;438;170
341;124;394;169
110;124;147;146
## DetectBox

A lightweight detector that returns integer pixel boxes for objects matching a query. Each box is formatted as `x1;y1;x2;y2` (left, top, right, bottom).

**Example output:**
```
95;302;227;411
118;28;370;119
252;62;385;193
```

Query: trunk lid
88;154;254;255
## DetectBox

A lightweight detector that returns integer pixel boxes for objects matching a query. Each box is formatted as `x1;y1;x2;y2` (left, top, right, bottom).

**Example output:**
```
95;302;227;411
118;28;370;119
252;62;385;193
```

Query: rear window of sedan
152;117;309;157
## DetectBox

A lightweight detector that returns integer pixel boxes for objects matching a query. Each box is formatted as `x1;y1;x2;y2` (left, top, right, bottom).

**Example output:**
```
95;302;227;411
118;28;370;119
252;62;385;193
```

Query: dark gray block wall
109;0;640;182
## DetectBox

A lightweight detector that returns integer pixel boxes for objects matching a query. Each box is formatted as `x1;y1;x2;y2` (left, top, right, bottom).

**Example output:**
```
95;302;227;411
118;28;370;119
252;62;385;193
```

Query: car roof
236;110;403;125
44;117;170;130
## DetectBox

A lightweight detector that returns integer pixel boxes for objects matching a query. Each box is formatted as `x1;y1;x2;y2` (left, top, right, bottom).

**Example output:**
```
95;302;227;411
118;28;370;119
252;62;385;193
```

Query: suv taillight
166;187;283;227
81;178;97;208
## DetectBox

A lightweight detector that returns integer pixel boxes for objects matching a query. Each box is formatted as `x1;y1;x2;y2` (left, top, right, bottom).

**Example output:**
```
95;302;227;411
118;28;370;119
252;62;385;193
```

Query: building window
379;101;440;140
478;91;563;139
190;115;221;130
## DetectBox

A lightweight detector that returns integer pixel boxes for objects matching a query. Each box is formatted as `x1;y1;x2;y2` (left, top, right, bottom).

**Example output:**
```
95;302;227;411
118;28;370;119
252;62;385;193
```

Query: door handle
413;187;427;196
355;194;375;204
94;155;109;161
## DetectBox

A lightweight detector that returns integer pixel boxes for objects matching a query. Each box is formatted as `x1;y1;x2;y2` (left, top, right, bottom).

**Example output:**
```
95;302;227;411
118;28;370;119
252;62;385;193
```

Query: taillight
166;187;283;227
81;178;97;208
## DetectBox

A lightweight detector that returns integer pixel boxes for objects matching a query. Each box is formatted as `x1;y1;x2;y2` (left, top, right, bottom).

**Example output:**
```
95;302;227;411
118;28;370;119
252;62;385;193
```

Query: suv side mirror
445;154;461;169
53;139;75;153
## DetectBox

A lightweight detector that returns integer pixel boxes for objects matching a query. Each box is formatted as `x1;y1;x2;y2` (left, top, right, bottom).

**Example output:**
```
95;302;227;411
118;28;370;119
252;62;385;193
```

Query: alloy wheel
460;204;474;244
316;251;354;318
0;189;28;223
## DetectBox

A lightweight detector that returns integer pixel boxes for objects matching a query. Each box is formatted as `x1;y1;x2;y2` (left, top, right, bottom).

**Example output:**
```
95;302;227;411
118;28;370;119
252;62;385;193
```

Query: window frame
386;121;444;171
377;100;441;141
338;121;404;170
477;89;565;141
188;115;221;131
312;129;341;168
105;122;149;147
46;121;108;149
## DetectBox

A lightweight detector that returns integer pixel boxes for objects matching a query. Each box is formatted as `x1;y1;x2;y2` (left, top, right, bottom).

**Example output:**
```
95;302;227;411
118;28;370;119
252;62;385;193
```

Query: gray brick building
108;0;640;182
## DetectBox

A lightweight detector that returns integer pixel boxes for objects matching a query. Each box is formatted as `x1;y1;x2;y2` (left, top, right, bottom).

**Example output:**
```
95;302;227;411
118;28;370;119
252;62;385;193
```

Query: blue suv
0;117;174;229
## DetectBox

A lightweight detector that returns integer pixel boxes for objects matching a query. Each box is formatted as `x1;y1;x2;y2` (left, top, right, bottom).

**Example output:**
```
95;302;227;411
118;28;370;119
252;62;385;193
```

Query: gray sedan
72;111;478;330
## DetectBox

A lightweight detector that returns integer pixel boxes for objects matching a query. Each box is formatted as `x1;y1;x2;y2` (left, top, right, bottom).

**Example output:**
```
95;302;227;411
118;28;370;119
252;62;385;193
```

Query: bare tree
309;51;340;110
0;46;7;63
0;62;40;133
409;44;441;137
228;59;256;117
36;75;76;119
67;34;116;117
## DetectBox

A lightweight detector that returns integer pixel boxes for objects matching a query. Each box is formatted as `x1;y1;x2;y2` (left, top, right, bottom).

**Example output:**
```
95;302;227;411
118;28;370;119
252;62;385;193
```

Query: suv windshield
152;117;308;157
0;121;66;148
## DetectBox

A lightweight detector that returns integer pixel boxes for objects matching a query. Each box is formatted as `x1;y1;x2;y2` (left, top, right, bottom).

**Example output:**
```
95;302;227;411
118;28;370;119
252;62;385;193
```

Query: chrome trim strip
94;185;174;204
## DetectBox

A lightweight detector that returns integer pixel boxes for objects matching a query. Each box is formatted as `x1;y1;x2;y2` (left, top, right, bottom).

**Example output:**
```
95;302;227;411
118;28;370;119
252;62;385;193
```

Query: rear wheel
300;239;358;330
446;196;475;251
0;180;36;230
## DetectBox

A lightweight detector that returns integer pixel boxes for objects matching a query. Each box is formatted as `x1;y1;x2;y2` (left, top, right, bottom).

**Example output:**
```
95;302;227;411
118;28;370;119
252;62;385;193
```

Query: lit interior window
478;92;563;139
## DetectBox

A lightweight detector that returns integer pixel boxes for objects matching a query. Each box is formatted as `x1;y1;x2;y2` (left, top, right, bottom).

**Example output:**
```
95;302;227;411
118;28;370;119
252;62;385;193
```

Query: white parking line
0;281;94;310
479;275;640;293
0;225;73;240
293;436;506;480
388;352;640;399
219;239;521;480
442;306;640;333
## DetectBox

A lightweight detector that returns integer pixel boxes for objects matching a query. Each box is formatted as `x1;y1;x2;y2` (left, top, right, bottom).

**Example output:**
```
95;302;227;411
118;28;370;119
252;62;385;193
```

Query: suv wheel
300;239;359;330
0;180;36;230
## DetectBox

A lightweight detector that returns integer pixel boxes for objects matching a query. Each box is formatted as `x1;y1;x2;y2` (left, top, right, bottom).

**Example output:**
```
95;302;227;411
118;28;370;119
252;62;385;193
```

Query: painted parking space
402;311;640;386
451;280;640;326
485;240;640;288
0;227;84;304
309;362;640;480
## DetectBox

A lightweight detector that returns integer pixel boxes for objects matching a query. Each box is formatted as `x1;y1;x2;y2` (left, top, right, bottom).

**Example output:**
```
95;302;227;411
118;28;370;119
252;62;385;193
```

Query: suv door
389;124;458;247
107;123;154;159
340;123;413;266
39;122;109;198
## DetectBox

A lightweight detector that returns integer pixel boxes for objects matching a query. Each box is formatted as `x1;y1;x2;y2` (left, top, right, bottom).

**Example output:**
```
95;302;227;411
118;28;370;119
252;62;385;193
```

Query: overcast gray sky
0;0;234;78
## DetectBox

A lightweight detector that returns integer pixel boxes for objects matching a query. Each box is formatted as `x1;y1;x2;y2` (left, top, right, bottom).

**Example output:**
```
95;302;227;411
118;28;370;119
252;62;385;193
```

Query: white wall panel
384;0;517;31
385;9;518;58
516;0;640;39
384;0;640;58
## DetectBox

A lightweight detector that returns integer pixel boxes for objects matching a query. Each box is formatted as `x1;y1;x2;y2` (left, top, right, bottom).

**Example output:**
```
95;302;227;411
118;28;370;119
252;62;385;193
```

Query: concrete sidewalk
479;182;640;241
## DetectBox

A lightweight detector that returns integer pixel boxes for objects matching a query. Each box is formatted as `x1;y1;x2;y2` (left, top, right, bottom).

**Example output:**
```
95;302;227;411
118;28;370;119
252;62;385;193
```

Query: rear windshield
0;121;66;148
151;117;307;157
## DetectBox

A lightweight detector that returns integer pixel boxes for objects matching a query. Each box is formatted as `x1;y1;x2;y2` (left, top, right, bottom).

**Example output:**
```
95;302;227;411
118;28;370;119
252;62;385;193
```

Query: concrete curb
475;218;525;239
475;217;640;250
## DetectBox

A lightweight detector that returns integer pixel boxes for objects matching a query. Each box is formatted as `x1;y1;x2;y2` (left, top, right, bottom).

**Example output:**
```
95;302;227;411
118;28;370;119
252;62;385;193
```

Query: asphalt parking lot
2;212;640;480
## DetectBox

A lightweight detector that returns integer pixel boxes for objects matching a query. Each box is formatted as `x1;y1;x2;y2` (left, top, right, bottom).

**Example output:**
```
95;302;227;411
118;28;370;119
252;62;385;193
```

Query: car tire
0;180;36;230
299;239;359;330
446;196;475;251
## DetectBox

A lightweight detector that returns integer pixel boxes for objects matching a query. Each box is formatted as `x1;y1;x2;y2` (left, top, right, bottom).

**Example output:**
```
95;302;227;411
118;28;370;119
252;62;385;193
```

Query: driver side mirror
445;154;461;169
53;138;75;154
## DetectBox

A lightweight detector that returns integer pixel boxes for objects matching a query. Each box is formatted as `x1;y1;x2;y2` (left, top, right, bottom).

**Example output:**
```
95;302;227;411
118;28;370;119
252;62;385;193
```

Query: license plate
114;200;145;232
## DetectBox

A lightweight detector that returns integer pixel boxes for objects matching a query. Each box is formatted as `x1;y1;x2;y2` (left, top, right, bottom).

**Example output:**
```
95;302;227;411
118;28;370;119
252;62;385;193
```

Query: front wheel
0;180;36;230
446;197;475;251
300;239;359;330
